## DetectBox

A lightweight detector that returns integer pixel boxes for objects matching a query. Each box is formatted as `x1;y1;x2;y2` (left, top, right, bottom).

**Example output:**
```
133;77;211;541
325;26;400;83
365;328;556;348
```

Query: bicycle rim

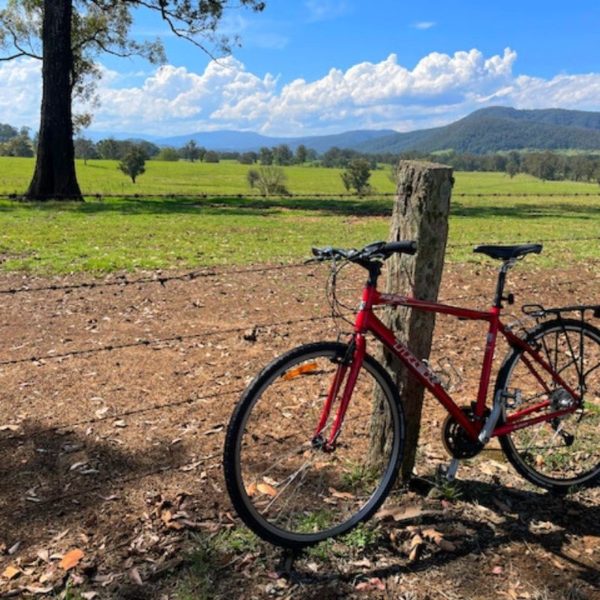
224;342;403;548
498;319;600;489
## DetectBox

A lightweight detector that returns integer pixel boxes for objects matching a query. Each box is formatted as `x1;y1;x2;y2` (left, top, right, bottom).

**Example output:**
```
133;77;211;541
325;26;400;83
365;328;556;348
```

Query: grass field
0;157;598;273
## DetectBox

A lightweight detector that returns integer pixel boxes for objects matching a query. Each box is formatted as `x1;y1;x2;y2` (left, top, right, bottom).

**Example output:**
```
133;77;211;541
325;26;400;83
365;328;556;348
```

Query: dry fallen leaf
0;424;19;432
2;565;21;580
36;549;50;563
245;482;257;497
376;504;437;522
129;567;143;585
328;487;355;500
257;483;278;497
409;533;424;562
59;548;85;571
25;586;54;595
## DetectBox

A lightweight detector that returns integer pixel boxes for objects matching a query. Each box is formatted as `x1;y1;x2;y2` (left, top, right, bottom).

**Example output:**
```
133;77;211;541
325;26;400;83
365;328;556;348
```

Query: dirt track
1;260;599;599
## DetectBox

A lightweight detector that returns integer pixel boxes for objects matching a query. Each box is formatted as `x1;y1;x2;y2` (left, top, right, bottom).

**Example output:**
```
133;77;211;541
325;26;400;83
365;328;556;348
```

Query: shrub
246;166;289;196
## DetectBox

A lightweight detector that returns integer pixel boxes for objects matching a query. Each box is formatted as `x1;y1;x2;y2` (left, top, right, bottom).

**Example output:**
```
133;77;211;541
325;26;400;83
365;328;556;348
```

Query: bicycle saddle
473;244;543;261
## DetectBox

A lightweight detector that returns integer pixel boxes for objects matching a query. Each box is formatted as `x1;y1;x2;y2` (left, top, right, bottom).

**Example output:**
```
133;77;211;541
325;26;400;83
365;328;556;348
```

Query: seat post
493;259;515;308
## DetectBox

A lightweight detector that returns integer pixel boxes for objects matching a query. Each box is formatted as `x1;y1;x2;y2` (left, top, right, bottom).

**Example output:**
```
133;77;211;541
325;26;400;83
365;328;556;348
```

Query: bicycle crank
442;406;485;459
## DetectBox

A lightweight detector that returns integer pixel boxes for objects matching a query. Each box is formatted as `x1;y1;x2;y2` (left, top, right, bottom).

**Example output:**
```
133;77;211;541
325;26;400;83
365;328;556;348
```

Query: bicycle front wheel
223;342;404;548
496;318;600;491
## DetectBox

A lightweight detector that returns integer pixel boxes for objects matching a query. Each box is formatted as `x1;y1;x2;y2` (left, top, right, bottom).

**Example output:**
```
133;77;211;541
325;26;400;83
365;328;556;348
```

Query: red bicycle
223;241;600;548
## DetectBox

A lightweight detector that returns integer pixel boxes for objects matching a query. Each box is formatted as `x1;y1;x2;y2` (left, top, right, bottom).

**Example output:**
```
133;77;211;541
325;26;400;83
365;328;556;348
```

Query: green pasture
0;157;598;274
2;157;599;197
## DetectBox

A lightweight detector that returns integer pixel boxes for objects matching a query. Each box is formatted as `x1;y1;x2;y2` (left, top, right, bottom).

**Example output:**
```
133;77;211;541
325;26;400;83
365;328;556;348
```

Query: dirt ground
0;259;599;599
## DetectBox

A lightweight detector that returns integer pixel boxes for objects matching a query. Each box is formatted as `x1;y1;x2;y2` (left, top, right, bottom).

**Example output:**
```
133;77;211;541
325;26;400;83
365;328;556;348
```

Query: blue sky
0;0;599;136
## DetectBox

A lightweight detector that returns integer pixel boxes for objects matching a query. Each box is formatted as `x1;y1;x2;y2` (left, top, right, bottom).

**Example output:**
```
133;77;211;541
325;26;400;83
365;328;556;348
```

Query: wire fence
1;232;598;447
1;235;598;297
1;191;599;201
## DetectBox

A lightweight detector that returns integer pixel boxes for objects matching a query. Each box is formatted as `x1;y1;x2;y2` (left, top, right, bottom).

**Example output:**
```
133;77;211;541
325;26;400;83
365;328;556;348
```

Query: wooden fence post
373;160;453;481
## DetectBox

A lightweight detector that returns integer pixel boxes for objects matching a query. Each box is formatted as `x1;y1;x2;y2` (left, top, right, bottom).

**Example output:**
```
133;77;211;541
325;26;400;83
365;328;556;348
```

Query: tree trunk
26;0;82;201
369;160;453;481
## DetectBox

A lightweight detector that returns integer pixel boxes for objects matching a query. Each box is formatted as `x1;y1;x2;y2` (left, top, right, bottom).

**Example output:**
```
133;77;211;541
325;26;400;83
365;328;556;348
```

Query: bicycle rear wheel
496;318;600;491
223;341;404;548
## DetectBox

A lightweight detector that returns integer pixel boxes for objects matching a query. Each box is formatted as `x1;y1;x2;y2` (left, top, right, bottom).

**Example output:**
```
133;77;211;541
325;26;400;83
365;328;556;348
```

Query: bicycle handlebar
310;240;417;264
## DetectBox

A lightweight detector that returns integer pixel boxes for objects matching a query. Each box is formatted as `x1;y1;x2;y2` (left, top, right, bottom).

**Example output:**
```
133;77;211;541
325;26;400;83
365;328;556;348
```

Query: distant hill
86;107;600;155
158;129;396;153
356;107;600;154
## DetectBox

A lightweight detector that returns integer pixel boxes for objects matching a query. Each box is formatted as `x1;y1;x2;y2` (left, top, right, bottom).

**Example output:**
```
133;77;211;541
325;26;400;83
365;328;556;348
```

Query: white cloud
412;21;436;30
1;48;599;136
305;0;352;22
0;58;41;127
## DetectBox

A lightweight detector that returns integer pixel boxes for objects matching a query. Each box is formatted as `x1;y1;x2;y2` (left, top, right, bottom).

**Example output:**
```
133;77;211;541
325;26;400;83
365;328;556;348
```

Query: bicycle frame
315;283;582;450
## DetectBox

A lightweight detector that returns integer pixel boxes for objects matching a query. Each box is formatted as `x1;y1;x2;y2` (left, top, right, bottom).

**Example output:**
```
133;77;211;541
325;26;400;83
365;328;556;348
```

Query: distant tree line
2;122;599;185
386;150;600;184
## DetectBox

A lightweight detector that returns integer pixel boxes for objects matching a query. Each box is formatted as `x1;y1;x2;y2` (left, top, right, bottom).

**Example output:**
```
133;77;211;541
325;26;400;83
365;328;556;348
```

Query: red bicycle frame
315;284;581;450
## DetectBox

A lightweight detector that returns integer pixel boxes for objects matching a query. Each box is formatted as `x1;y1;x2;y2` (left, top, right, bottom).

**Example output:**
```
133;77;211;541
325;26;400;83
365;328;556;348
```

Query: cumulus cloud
0;58;42;127
0;48;599;136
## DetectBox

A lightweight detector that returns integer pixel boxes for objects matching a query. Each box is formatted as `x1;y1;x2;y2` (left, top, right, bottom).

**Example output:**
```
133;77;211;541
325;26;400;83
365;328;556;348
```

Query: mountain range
87;107;600;155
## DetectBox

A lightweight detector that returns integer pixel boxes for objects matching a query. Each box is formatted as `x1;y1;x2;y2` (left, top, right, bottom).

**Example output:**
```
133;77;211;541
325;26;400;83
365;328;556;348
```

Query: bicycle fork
312;336;365;452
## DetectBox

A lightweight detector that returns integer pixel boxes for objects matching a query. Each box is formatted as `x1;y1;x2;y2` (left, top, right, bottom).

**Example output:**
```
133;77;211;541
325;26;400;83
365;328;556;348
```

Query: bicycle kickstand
437;458;460;482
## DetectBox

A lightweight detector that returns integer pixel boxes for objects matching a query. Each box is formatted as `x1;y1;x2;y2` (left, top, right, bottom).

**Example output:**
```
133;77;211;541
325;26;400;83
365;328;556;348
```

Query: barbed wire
1;191;599;200
0;386;244;448
0;314;333;367
1;269;597;370
0;262;312;296
0;236;598;297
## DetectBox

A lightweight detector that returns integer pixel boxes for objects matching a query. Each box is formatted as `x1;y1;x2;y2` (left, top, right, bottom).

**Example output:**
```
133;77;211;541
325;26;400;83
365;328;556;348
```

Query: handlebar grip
384;241;417;256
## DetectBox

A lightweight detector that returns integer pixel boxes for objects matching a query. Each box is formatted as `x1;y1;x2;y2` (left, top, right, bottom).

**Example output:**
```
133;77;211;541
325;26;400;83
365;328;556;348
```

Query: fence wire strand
0;236;598;297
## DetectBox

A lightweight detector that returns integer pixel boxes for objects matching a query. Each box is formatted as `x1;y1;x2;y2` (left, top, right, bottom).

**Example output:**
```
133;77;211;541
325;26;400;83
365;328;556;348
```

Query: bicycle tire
496;318;600;491
223;341;404;548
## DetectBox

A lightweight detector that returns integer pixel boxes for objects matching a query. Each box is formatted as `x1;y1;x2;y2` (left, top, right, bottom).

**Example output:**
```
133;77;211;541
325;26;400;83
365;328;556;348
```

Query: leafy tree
156;147;180;161
74;137;98;164
0;132;34;157
204;150;220;163
97;138;121;160
273;144;293;166
321;146;357;168
181;140;201;162
258;147;273;165
341;158;372;195
137;140;160;159
246;166;288;196
295;144;307;164
0;123;18;142
238;151;257;165
118;146;146;183
0;0;266;200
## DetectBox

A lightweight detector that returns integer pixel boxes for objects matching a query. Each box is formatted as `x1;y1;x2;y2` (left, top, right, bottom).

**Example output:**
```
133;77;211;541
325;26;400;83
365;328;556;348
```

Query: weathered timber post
371;160;453;481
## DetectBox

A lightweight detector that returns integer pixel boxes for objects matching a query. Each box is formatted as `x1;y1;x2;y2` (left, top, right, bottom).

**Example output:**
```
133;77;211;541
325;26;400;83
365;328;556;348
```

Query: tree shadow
0;420;190;549
452;200;600;220
0;195;395;218
283;477;600;594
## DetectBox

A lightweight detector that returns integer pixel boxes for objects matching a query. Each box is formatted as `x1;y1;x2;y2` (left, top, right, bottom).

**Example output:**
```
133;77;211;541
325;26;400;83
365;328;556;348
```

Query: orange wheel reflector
282;362;319;380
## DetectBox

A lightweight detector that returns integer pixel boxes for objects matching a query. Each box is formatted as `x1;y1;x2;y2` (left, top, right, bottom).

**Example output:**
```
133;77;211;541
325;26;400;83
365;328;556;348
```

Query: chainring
442;406;484;459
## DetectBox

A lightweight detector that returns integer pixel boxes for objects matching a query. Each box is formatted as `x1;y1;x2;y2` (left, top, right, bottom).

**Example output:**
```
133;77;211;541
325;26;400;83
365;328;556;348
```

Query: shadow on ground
279;477;600;597
0;420;190;548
